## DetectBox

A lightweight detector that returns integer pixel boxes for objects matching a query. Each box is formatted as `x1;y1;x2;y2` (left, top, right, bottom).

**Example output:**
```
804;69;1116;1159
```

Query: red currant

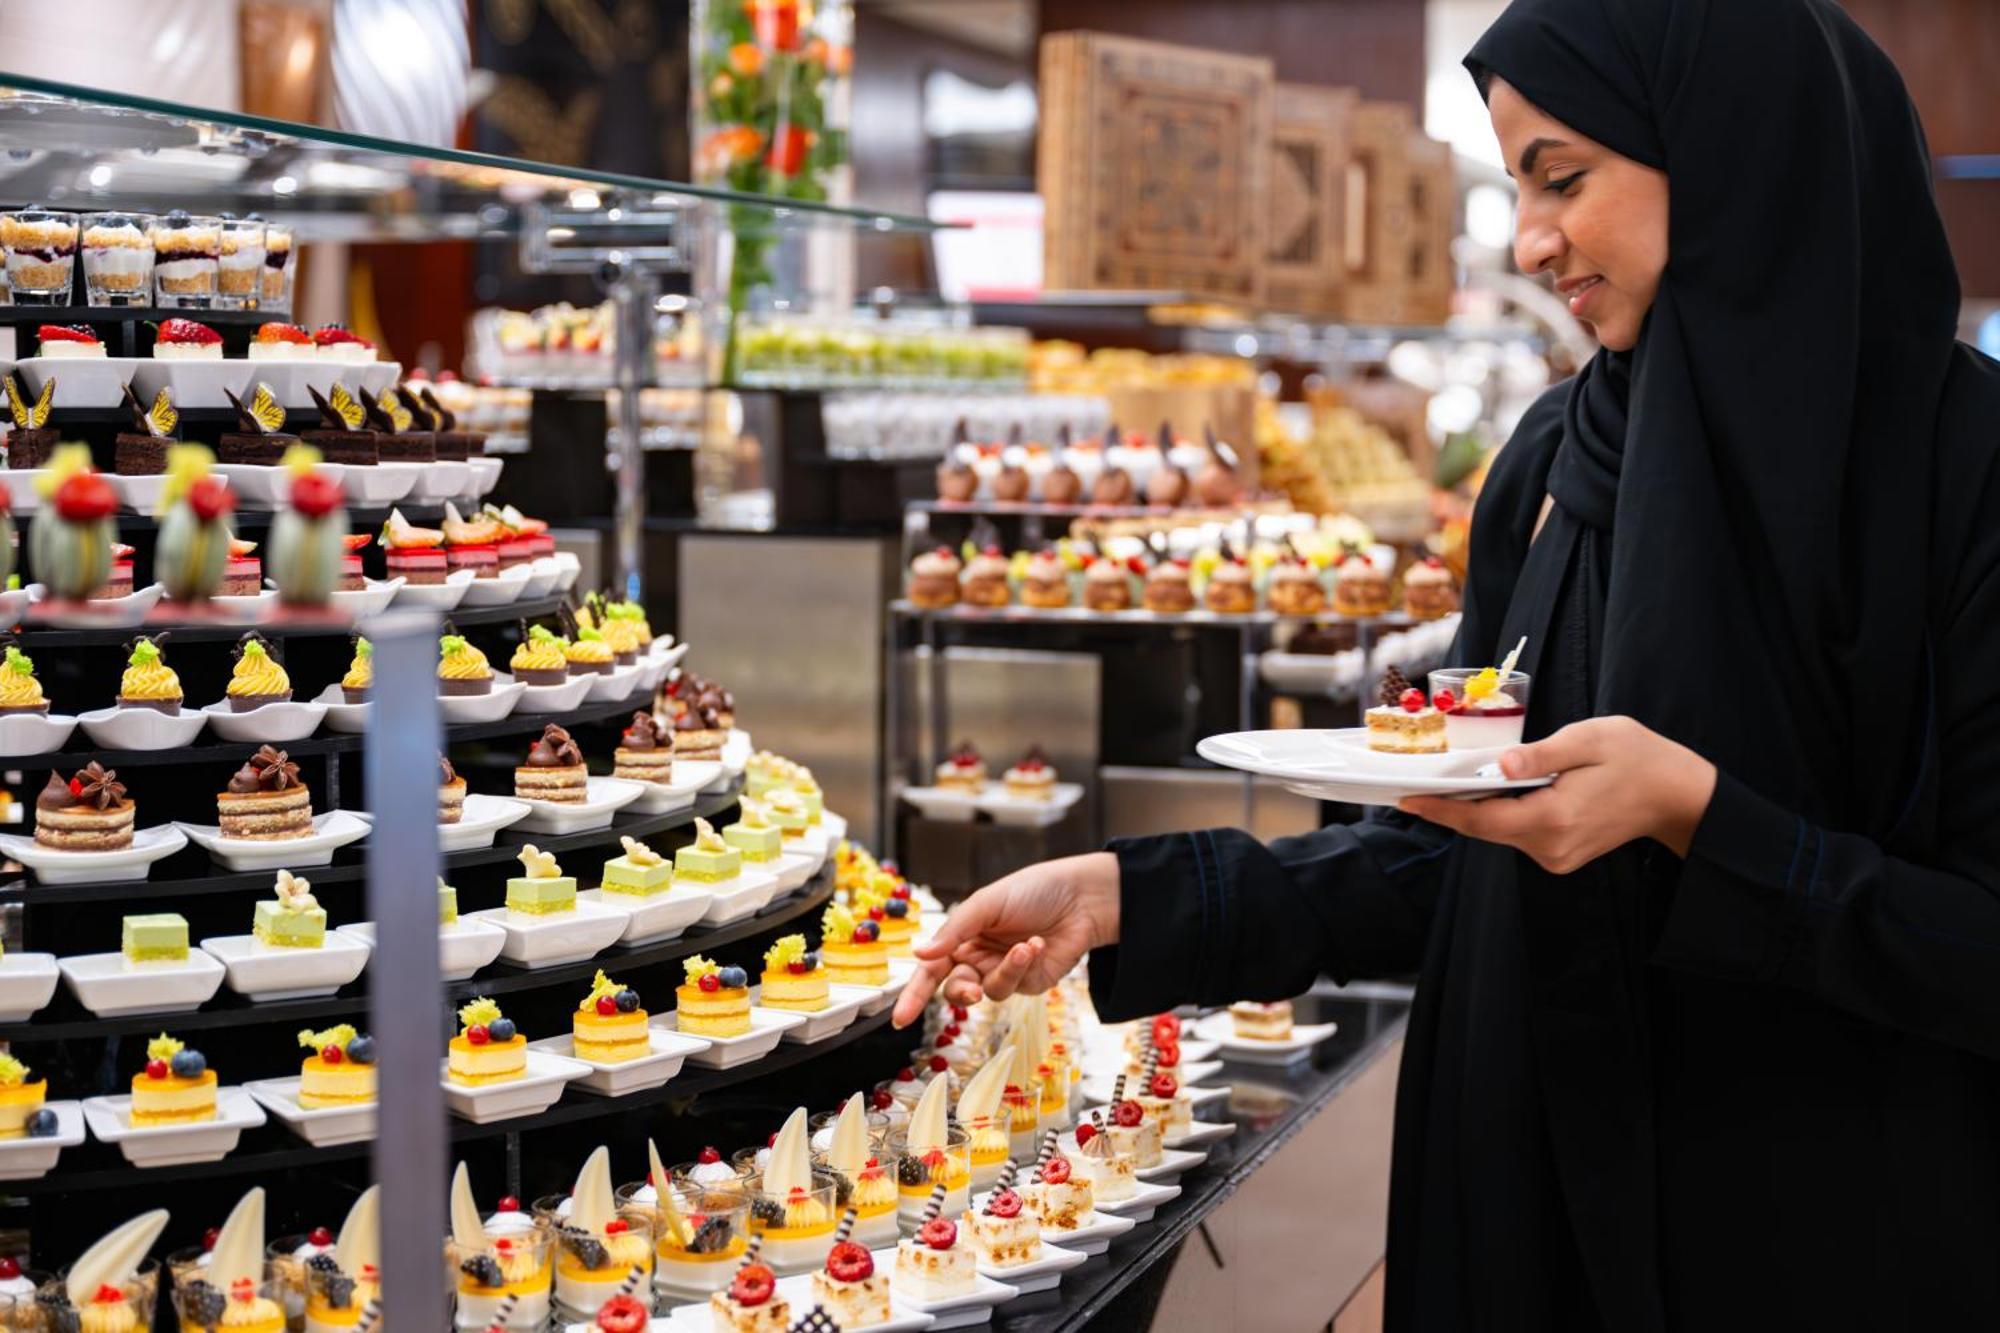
929;1055;949;1073
1400;688;1426;713
698;973;721;993
596;995;619;1016
1434;688;1456;711
496;1197;520;1213
603;1218;628;1235
145;1059;169;1080
466;1025;490;1046
696;1147;721;1165
321;1045;343;1065
203;1228;223;1251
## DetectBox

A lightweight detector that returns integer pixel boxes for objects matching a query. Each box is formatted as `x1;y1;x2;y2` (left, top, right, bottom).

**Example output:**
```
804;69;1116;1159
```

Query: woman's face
1486;76;1668;351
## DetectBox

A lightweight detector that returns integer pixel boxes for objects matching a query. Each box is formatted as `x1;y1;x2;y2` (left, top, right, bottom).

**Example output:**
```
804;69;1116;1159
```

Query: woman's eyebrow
1519;136;1570;175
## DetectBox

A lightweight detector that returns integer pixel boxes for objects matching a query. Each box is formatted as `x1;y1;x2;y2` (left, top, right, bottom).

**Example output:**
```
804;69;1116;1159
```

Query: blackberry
688;1216;733;1255
181;1280;227;1327
897;1156;928;1187
749;1197;784;1227
304;1253;341;1276
831;1173;854;1207
560;1232;607;1270
459;1255;505;1288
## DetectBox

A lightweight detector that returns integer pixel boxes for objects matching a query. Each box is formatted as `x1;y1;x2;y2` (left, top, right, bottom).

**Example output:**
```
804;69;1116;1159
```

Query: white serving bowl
82;1087;267;1167
201;930;373;1000
339;463;422;506
508;775;647;835
465;898;630;968
455;562;534;608
76;704;207;750
14;355;147;408
574;886;714;946
176;809;368;871
440;1049;587;1124
213;461;345;510
58;948;226;1016
0;952;60;1021
393;568;476;610
0;711;77;758
337;916;507;982
199;697;326;742
130;358;257;410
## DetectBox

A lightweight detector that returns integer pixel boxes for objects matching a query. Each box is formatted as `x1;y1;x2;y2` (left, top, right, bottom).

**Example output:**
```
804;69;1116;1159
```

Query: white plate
411;460;472;503
0;588;29;628
198;697;326;742
0;824;188;884
654;1007;803;1069
1054;1132;1206;1182
1188;1011;1340;1065
76;704;207;750
393;568;476;610
200;930;373;1000
975;783;1084;829
623;783;696;817
650;642;690;675
693;868;780;926
208;589;278;624
722;732;751;775
853;958;919;1018
440;1048;587;1124
525;1028;710;1097
634;654;674;694
130;358;255;410
436;793;534;850
0;711;76;757
81;1087;266;1167
0;952;59;1021
176;809;368;870
652;1291;932;1333
214;461;344;510
550;550;581;592
465;897;631;967
585;662;647;703
1091;1177;1181;1223
29;582;164;628
972;1239;1087;1292
454;561;534;608
467;456;504;498
769;850;820;895
509;775;647;834
878;1251;1017;1328
633;760;723;803
437;678;526;724
496;670;592;716
1196;729;1550;806
108;471;172;516
823;812;849;844
1163;1121;1235;1150
14;355;147;408
0;1100;84;1179
337;916;507;981
238;358;327;410
310;682;372;733
338;463;422;506
243;1076;376;1147
1077;1076;1228;1110
575;885;714;945
518;560;561;601
58;949;225;1016
326;577;404;617
3;478;43;517
356;361;402;396
745;983;870;1045
899;786;979;824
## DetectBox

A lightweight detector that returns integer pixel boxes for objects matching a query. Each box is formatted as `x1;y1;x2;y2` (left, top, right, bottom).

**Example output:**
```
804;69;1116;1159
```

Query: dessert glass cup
648;1183;750;1294
528;1192;569;1223
264;1235;316;1325
47;1261;160;1326
150;214;223;308
172;1276;288;1333
742;1171;840;1273
887;1124;974;1228
216;217;268;310
552;1206;655;1316
1428;668;1532;753
670;1157;751;1190
80;211;156;306
0;209;78;302
0;1273;51;1332
261;226;296;311
446;1225;554;1331
808;1107;892;1150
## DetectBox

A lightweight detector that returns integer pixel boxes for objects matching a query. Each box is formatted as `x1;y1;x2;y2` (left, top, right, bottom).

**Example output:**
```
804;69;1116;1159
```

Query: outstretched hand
891;851;1121;1028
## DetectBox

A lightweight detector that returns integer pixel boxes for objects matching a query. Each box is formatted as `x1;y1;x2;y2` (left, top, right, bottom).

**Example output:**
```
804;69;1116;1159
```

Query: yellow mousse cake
131;1033;217;1125
573;971;649;1063
819;902;888;986
759;934;828;1012
296;1024;376;1110
0;1054;48;1138
447;997;526;1086
676;955;750;1037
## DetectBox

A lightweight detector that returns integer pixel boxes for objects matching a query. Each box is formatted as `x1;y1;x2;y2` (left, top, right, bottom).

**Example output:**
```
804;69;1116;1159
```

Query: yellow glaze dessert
759;934;828;1012
116;637;181;711
226;634;292;704
0;1054;47;1138
0;646;47;714
820;902;889;986
509;625;569;682
447;998;526;1086
565;628;615;672
340;636;372;701
675;955;750;1037
130;1034;217;1125
437;634;492;689
573;971;650;1063
297;1025;376;1109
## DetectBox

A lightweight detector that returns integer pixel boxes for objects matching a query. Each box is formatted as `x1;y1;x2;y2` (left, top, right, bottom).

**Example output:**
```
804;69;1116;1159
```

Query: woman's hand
891;851;1121;1029
1398;715;1716;871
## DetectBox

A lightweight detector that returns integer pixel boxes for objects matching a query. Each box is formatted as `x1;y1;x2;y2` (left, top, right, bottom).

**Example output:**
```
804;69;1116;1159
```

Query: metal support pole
362;605;445;1333
881;607;902;861
602;256;661;602
1238;621;1257;830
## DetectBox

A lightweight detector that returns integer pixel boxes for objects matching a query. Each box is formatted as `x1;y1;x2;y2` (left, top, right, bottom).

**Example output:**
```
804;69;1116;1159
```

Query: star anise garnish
249;745;301;791
76;762;126;809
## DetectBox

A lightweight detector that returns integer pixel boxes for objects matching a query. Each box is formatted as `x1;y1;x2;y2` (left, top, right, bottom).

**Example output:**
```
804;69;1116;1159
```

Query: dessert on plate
565;625;616;677
5;373;57;467
447;997;525;1086
1019;547;1072;608
226;633;292;710
359;386;435;463
336;533;370;591
153;317;224;360
1230;999;1295;1041
114;384;178;476
1333;550;1391;617
965;1160;1042;1268
1100;1079;1165;1166
295;1024;377;1110
34;323;104;358
709;1250;787;1332
573;971;649;1064
960;548;1011;608
811;1212;890;1328
816;1092;899;1247
131;1032;217;1124
313;325;376;365
438;632;494;696
151;215;220;302
601;835;673;899
248;322;313;361
954;1047;1014;1187
339;635;372;704
378;511;454;589
722;798;783;864
1020;1137;1093;1231
674;818;743;887
1131;1068;1193;1134
440;503;501;578
0;1054;48;1139
223;539;262;597
646;1139;749;1292
302;1185;381;1333
1083;556;1136;611
450;1162;554;1330
438;754;467;825
671;701;725;763
510;625;571;686
1268;556;1327;615
301;384;380;467
612;710;671;785
895;1076;970;1227
1366;666;1446;754
94;542;137;601
892;1184;975;1301
1143;559;1195;613
748;1106;837;1271
218;745;312;840
934;740;985;793
124;912;189;964
906;547;961;609
36;764;134;851
118;634;183;713
507;844;576;916
424;392;483;461
818;902;887;987
1072;1114;1138;1202
1090;461;1134;505
1204;556;1257;613
0;643;47;715
252;869;327;948
176;1187;285;1333
1403;555;1459;620
516;724;587;803
553;1147;653;1316
676;955;750;1037
758;935;828;1013
1433;658;1530;750
1002;745;1056;799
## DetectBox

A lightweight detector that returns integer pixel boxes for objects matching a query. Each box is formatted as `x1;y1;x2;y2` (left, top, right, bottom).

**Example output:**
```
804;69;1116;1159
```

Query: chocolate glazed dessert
219;382;300;465
516;722;587;803
217;745;312;840
613;710;673;785
301;382;380;466
359;385;436;463
113;384;178;476
35;764;134;851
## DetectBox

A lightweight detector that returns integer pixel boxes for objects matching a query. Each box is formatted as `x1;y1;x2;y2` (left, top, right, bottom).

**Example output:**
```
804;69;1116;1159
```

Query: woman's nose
1514;214;1565;276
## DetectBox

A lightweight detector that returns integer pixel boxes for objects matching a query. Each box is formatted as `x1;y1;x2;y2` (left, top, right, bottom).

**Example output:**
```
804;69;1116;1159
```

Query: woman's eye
1545;171;1584;196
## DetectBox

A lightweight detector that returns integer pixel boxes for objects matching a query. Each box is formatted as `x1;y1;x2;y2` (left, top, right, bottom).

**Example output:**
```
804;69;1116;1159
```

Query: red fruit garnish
1424;555;1443;568
985;1189;1023;1218
603;1218;628;1235
787;960;809;974
728;1263;776;1306
1400;688;1426;713
342;533;373;552
1151;1014;1181;1041
145;1059;168;1079
1155;1042;1180;1068
943;1024;961;1039
596;995;619;1016
201;1229;222;1251
94;1285;126;1304
896;1066;916;1082
697;973;721;993
868;906;885;921
0;1259;16;1281
594;1293;648;1333
1113;1100;1144;1128
864;1156;879;1169
1040;1156;1071;1185
891;884;911;901
158;318;222;345
68;776;84;798
37;324;99;344
496;1196;520;1212
1433;688;1456;712
934;1035;952;1050
929;1055;949;1073
882;860;899;874
321;1045;343;1065
466;1025;490;1046
697;1146;722;1165
54;469;117;522
0;482;9;512
768;1132;779;1147
1150;1073;1178;1099
312;324;367;347
253;323;312;345
951;1006;968;1021
187;475;235;522
825;1241;874;1282
307;1225;333;1245
1074;1123;1097;1147
918;1218;957;1250
921;1148;947;1172
291;470;344;518
871;1090;893;1110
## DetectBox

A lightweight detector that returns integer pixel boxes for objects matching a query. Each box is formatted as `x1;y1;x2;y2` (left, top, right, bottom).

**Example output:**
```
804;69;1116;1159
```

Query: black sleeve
1087;812;1454;1022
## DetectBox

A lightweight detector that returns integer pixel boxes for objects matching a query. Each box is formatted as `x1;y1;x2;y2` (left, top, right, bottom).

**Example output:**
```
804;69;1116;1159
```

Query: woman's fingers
939;962;988;1007
1499;718;1616;779
979;938;1044;1003
912;883;1011;963
1400;788;1551;841
892;956;952;1028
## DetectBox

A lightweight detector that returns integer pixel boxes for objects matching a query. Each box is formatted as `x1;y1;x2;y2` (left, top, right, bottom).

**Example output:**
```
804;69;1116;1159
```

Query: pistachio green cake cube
674;843;742;883
601;855;674;897
505;875;577;915
123;913;190;963
252;898;327;948
722;820;783;863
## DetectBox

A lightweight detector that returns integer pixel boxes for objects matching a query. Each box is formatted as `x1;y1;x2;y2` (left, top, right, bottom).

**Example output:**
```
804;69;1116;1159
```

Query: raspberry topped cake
759;935;828;1012
810;1211;890;1328
965;1159;1041;1268
708;1244;787;1333
892;1184;975;1302
1020;1133;1093;1231
1365;666;1446;754
1003;745;1057;799
934;740;985;793
1072;1113;1138;1202
35;323;103;358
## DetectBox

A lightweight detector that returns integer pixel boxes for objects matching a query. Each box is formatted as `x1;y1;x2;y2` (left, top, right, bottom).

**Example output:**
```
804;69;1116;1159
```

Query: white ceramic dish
29;582;164;628
1091;1177;1181;1223
465;897;630;967
243;1076;376;1147
209;589;278;624
550;550;581;593
76;704;207;750
509;775;647;834
0;588;30;628
975;783;1084;829
336;916;507;982
692;868;780;926
1054;1130;1206;1182
436;793;534;850
497;671;592;716
0;1100;84;1179
518;560;561;601
721;733;751;776
3;479;43;517
0;825;188;885
453;563;534;609
652;1291;932;1333
310;683;372;733
1076;1075;1228;1110
585;662;647;703
130;358;256;410
214;461;344;510
1162;1121;1235;1150
339;463;422;506
440;1049;587;1124
198;697;326;742
972;1238;1087;1292
525;1028;710;1098
392;568;476;611
622;759;720;815
108;471;172;516
823;811;849;844
744;983;870;1045
176;809;368;871
852;958;920;1019
437;678;527;725
327;576;404;617
238;358;324;410
467;456;504;498
1196;729;1550;806
0;711;76;757
200;930;373;1000
574;886;714;945
899;786;979;824
0;952;60;1021
355;361;402;396
14;355;145;408
1188;1011;1341;1065
58;949;225;1016
655;1006;803;1069
768;850;820;895
82;1087;266;1167
876;1252;1017;1329
411;460;472;503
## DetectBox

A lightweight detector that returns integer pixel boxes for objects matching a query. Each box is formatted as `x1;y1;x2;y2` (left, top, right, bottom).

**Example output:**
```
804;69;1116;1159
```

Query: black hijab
1464;0;1959;835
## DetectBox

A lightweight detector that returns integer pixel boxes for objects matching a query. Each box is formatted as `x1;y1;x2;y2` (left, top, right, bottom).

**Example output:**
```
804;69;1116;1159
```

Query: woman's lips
1564;275;1605;317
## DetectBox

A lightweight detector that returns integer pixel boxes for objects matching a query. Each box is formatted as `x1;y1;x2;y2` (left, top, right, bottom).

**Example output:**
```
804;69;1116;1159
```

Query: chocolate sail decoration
417;386;458;430
395;387;436;431
358;385;413;433
305;382;369;432
7;374;52;431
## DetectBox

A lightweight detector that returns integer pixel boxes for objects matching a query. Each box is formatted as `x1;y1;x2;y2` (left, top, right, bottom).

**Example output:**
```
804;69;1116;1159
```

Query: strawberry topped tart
35;323;105;358
382;509;446;585
152;318;223;360
1003;745;1057;799
312;324;376;365
248;322;313;361
441;503;502;579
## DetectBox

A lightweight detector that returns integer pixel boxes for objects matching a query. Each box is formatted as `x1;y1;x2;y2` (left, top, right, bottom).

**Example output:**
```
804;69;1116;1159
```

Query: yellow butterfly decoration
384;394;412;432
327;382;366;430
246;383;285;434
7;376;53;431
143;387;178;439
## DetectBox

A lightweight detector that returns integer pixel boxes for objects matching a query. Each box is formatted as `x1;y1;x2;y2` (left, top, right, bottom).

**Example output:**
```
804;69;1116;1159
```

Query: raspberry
594;1293;648;1333
696;1146;721;1165
918;1218;958;1250
604;1218;628;1235
1400;688;1426;713
1151;1073;1178;1099
985;1189;1022;1219
728;1263;776;1307
1113;1100;1145;1128
1151;1014;1180;1041
896;1067;915;1082
1040;1156;1071;1185
496;1196;520;1212
1155;1042;1180;1068
825;1241;874;1282
1074;1123;1097;1147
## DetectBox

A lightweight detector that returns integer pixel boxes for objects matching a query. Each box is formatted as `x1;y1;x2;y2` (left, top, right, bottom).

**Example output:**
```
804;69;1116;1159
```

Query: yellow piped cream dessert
69;1211;171;1333
573;971;649;1063
302;1186;380;1333
179;1187;285;1333
758;934;828;1012
552;1146;652;1315
226;633;292;711
340;636;372;703
0;645;48;715
437;634;493;696
0;1054;47;1138
116;636;182;714
674;955;749;1037
508;625;570;686
447;997;526;1086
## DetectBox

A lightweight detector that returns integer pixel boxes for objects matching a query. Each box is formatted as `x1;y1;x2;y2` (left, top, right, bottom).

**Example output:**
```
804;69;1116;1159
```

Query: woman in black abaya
896;0;2000;1328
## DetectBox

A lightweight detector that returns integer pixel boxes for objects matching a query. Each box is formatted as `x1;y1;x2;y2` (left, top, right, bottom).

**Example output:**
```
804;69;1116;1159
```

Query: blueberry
170;1049;207;1078
24;1109;56;1138
344;1035;376;1066
486;1018;517;1043
853;920;880;943
217;211;236;221
885;899;910;918
800;951;820;972
164;209;190;224
614;990;640;1013
717;966;748;989
688;1216;733;1255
